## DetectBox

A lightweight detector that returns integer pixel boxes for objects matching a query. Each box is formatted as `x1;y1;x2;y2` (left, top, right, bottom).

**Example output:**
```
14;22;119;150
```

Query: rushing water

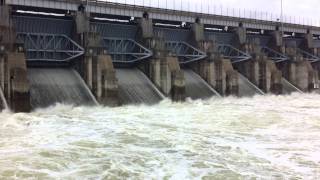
0;93;320;179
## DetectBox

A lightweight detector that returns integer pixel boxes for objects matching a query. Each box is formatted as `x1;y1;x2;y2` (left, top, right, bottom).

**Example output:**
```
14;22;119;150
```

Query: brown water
0;93;319;179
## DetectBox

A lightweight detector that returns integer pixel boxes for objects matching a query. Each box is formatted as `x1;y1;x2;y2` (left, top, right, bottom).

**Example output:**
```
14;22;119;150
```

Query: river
0;93;319;179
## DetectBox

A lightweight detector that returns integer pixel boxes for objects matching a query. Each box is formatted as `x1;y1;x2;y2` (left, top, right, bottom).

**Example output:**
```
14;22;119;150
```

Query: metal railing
6;0;320;27
84;0;320;27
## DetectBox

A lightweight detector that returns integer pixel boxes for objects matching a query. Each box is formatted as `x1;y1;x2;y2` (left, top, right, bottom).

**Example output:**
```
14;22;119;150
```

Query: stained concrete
137;17;186;102
183;69;220;100
28;68;98;109
7;52;31;112
116;68;164;105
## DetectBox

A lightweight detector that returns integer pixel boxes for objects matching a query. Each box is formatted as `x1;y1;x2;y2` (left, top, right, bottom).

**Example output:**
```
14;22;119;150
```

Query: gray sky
103;0;320;26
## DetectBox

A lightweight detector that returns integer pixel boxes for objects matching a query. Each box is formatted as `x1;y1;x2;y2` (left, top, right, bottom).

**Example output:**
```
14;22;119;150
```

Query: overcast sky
103;0;320;26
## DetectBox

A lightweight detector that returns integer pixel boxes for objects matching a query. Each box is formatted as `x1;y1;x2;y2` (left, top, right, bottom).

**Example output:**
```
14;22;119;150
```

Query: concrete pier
7;51;31;112
245;39;283;94
301;30;320;90
234;26;283;94
137;15;186;101
269;29;319;92
0;48;31;112
0;5;31;112
190;21;239;96
277;55;318;91
75;11;119;106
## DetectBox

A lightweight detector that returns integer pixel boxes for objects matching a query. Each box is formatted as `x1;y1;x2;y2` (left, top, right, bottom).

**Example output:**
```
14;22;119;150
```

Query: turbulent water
0;93;320;179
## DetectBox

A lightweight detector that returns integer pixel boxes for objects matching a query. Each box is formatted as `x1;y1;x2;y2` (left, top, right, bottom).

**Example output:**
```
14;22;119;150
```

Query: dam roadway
0;1;319;112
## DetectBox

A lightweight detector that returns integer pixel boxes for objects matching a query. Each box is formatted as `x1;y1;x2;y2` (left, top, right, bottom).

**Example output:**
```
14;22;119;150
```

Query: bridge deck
6;0;320;35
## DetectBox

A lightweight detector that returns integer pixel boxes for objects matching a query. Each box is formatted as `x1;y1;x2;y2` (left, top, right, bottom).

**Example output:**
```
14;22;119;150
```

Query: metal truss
261;47;289;63
217;44;252;63
16;33;84;62
296;49;320;63
165;41;206;64
102;38;152;63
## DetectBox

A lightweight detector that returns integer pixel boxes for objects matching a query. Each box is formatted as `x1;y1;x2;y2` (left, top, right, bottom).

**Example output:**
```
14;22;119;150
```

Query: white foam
0;94;319;179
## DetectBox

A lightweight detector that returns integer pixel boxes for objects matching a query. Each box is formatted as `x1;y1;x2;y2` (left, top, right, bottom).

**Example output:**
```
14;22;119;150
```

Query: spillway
238;73;265;97
28;68;98;109
116;68;164;105
282;78;302;94
0;88;8;110
183;69;220;99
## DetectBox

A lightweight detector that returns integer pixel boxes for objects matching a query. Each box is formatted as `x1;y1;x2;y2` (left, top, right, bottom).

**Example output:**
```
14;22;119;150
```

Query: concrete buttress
190;21;239;96
0;5;31;112
75;10;119;106
137;15;186;101
238;34;283;94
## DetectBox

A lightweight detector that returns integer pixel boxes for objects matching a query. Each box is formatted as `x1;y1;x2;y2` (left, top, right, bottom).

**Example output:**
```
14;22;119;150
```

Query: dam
1;1;320;179
0;0;320;112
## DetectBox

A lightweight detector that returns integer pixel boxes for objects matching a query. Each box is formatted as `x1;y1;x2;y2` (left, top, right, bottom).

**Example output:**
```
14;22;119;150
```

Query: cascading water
183;69;221;99
116;68;164;105
28;68;98;109
0;93;319;179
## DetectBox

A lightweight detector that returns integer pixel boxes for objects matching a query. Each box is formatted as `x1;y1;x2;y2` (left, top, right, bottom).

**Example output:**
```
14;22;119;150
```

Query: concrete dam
1;0;320;112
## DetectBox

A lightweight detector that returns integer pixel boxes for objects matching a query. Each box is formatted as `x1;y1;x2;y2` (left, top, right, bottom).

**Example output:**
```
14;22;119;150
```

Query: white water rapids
0;93;319;179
